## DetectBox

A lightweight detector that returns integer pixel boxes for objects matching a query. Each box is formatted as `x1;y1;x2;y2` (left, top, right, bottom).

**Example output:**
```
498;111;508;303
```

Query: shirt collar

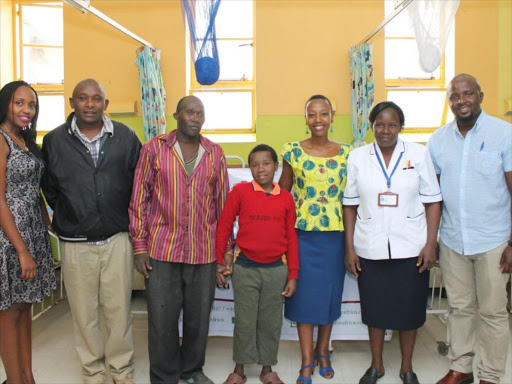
71;114;114;138
450;110;487;136
251;180;281;195
369;138;405;156
159;129;214;153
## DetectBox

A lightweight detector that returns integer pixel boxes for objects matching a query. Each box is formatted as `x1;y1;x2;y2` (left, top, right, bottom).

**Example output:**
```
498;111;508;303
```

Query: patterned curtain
135;46;167;141
350;44;374;147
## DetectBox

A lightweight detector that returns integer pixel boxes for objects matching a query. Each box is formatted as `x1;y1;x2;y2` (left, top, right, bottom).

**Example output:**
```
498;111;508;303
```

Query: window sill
399;132;432;144
202;132;256;144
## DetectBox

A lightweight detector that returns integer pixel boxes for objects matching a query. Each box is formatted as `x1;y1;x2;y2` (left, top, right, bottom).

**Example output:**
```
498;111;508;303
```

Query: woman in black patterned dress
0;81;56;384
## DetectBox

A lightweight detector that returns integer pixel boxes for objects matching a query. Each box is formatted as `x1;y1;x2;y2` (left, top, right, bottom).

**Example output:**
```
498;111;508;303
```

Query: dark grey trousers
145;260;216;384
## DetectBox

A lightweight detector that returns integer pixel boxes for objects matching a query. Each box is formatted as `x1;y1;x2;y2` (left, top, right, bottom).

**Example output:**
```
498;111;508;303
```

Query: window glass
384;1;414;37
217;40;253;81
22;6;63;46
215;1;253;39
387;90;446;128
36;94;65;131
22;46;64;84
385;39;440;80
194;92;253;130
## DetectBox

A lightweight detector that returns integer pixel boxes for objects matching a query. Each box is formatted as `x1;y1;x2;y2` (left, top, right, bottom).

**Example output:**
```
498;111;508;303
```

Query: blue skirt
284;230;345;325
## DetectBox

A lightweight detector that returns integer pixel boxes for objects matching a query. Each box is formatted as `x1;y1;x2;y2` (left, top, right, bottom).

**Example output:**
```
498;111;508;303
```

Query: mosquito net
407;0;460;73
181;0;222;86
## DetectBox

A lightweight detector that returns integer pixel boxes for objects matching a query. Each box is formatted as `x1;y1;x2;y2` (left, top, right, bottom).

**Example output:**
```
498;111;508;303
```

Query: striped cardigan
129;130;229;264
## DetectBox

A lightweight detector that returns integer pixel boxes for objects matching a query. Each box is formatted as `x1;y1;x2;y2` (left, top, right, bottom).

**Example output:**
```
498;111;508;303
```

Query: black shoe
401;371;420;384
359;367;385;384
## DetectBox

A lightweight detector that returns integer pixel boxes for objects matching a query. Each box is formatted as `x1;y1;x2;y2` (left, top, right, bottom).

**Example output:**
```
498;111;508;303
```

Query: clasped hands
216;251;297;297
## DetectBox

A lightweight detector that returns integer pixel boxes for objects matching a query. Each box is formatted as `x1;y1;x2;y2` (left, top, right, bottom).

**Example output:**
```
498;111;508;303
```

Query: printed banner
207;274;392;341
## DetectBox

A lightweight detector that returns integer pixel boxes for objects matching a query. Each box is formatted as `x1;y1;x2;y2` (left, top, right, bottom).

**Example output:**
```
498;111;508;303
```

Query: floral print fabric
136;46;167;141
0;132;56;310
281;142;351;232
350;43;374;147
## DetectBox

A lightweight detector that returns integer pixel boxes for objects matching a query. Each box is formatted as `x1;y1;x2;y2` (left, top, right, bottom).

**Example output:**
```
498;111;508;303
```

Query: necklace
0;124;28;151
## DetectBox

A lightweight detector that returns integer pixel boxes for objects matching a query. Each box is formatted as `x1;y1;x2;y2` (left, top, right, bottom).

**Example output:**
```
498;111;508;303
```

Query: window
14;1;64;134
187;0;255;133
384;0;455;133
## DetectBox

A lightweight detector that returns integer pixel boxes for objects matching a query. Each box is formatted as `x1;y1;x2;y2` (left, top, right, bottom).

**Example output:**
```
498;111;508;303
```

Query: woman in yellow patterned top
279;95;351;384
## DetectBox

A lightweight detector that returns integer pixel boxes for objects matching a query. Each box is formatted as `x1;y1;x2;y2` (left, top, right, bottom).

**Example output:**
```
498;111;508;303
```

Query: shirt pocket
476;151;501;175
354;217;373;248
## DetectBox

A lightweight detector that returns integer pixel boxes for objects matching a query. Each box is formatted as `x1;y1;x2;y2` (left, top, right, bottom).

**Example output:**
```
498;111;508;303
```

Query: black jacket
41;113;142;240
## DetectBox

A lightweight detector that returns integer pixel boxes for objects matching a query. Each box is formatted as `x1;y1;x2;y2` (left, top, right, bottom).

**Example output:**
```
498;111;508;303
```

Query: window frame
384;3;452;134
187;1;256;134
13;1;64;135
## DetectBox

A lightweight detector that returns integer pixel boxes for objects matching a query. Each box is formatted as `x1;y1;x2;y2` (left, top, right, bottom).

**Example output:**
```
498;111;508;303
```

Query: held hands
282;279;297;297
134;252;152;279
345;248;361;278
417;242;437;273
18;249;37;280
223;251;234;276
216;264;229;287
216;251;234;288
499;245;512;274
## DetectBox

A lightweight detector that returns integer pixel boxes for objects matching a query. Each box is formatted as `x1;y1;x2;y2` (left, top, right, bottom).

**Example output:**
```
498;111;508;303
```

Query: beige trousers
439;240;510;383
61;232;135;384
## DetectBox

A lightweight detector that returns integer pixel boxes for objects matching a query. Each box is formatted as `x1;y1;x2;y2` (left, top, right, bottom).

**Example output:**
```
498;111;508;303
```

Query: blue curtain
350;44;375;147
135;46;167;141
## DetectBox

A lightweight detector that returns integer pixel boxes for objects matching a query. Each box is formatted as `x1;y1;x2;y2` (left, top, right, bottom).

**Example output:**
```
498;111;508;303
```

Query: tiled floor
1;294;511;384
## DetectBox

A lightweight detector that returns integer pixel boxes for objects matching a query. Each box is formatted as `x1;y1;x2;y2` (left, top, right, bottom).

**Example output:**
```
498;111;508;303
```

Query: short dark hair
175;95;203;113
248;144;278;165
369;101;405;127
305;94;333;115
175;96;188;113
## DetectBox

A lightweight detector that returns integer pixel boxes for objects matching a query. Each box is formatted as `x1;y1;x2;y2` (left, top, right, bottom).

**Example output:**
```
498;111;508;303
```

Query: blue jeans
146;260;216;384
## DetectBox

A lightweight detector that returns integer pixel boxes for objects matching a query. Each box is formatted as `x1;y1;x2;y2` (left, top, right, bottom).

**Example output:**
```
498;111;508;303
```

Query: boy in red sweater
216;144;298;384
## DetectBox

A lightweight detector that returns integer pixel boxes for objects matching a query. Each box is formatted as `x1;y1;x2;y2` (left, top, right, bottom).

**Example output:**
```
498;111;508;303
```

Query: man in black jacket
42;79;141;384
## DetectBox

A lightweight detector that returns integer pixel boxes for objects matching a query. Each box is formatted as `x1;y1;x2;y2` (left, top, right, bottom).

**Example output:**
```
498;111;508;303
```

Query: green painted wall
114;114;372;165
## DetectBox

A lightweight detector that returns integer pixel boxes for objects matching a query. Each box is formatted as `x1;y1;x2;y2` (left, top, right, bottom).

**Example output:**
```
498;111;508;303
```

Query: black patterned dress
0;131;56;311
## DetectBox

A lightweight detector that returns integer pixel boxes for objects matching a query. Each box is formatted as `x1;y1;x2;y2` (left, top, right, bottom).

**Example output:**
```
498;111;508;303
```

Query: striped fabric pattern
129;130;229;264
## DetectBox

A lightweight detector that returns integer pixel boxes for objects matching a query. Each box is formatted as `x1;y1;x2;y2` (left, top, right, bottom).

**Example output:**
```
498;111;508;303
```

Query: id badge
378;191;399;207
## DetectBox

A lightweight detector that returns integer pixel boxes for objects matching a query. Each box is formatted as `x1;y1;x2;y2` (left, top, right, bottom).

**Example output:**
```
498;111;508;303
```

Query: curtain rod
62;0;154;48
357;0;413;46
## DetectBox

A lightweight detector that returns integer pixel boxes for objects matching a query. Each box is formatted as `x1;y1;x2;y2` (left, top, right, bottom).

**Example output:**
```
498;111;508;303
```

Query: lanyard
374;142;403;189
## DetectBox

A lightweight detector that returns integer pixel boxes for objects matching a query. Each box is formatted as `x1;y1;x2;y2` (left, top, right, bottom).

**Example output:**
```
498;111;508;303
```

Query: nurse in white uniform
343;101;442;384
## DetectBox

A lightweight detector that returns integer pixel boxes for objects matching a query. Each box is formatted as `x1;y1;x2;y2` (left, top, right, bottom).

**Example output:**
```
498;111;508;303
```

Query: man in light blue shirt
428;74;512;384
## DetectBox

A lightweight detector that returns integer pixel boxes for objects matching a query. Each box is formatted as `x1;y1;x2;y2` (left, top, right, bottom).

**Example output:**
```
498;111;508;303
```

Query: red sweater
216;181;299;280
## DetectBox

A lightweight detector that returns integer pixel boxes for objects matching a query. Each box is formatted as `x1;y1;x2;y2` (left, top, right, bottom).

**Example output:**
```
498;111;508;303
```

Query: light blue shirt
427;111;512;255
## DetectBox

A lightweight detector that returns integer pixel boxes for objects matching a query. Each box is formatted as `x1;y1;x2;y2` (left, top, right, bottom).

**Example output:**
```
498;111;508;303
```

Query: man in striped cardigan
129;95;230;384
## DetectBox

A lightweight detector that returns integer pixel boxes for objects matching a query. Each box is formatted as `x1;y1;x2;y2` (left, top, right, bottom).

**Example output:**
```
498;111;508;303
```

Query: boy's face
249;151;278;188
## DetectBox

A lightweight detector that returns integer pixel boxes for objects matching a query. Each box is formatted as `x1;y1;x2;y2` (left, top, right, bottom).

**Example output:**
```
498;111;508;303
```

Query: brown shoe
437;370;474;384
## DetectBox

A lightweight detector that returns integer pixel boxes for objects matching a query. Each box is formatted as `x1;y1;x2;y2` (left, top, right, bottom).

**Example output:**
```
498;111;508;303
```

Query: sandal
297;363;317;384
260;372;284;384
314;352;334;379
223;373;247;384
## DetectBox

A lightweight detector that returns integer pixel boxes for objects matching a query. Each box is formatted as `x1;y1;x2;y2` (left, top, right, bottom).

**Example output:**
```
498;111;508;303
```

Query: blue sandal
314;352;334;379
296;363;316;384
